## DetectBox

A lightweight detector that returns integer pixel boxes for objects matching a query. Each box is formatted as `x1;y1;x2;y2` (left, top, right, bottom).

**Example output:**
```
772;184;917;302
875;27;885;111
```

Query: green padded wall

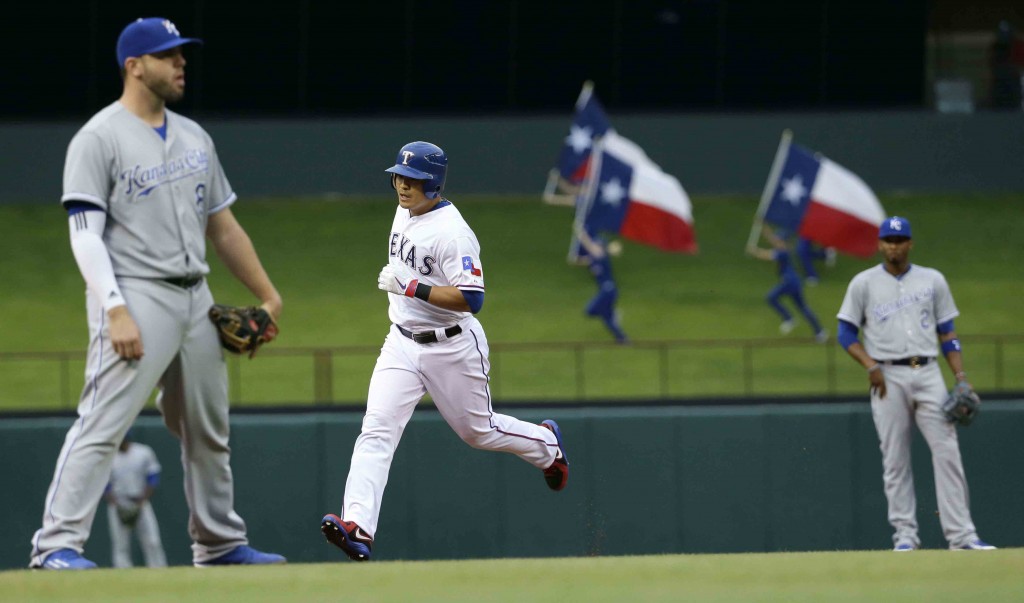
2;400;1021;569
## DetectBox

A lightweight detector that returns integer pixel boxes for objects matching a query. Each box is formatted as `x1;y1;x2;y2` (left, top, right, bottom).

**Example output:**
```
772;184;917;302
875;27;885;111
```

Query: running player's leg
870;367;920;548
796;237;822;282
766;283;793;322
911;364;979;547
423;321;557;469
790;288;824;335
342;330;426;538
30;281;179;566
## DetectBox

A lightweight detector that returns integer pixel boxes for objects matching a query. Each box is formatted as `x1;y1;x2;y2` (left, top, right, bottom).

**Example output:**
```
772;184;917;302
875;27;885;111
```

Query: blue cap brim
385;165;434;180
121;37;202;66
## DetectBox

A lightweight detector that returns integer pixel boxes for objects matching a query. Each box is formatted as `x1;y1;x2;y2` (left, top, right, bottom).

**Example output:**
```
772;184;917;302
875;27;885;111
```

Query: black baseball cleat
321;514;373;561
540;419;569;491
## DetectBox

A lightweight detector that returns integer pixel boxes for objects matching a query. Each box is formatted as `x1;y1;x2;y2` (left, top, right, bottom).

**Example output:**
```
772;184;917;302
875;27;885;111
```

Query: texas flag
762;141;885;258
576;132;697;253
555;81;612;185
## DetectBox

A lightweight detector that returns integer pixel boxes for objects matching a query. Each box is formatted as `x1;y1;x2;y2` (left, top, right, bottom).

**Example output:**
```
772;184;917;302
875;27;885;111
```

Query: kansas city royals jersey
837;264;959;359
62;102;236;278
108;443;162;500
386;202;485;330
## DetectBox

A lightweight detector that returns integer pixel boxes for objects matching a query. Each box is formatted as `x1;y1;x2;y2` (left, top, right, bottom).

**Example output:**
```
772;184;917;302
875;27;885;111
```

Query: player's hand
869;368;887;399
260;294;283;324
378;265;411;296
108;305;143;361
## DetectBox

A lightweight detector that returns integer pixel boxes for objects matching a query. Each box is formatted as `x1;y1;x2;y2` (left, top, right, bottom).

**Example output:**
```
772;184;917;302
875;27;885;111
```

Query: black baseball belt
396;324;463;344
162;275;204;288
877;356;934;368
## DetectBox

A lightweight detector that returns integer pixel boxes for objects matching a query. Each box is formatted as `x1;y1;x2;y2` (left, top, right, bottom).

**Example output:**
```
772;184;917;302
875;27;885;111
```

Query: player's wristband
941;338;961;355
414;283;432;301
867;364;881;373
955;371;967;381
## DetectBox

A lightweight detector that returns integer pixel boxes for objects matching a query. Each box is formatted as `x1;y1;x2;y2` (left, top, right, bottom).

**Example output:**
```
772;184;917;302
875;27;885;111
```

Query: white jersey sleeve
62;130;115;208
205;138;237;214
932;271;959;325
439;236;485;292
837;271;868;326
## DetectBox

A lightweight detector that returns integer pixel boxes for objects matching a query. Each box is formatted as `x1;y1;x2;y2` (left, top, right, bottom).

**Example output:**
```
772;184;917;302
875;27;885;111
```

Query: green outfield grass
1;550;1021;603
0;193;1021;410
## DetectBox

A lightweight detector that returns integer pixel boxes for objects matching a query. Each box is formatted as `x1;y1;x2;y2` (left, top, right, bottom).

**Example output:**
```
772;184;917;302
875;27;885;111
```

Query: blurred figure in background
990;20;1024;109
105;430;167;568
749;227;828;343
795;236;836;286
577;228;629;344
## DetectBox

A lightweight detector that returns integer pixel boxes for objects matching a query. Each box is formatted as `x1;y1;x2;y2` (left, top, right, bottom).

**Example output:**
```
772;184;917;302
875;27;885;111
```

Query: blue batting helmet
384;141;448;199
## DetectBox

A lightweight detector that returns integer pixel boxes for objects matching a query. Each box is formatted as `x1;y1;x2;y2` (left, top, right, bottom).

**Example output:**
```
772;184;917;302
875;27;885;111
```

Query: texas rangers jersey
837;264;959;359
62;101;236;279
108;443;162;501
386;201;485;330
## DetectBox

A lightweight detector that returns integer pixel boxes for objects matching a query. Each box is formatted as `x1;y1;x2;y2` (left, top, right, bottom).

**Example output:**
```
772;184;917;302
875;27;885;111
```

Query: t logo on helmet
401;151;415;165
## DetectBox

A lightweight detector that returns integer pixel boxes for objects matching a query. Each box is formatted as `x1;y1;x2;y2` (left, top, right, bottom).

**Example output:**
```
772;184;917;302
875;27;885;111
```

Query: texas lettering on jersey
120;148;210;199
389;232;437;276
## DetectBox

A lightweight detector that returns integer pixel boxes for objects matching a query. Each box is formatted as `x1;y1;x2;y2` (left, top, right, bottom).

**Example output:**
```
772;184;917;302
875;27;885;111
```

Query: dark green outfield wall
2;401;1022;569
2;112;1023;204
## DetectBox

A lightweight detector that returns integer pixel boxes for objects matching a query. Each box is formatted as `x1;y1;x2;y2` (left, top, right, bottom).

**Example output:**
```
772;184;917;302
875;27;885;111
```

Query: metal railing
2;334;1021;410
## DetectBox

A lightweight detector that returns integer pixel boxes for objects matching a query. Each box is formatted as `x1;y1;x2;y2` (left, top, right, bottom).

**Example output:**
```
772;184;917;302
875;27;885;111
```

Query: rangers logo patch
461;256;482;276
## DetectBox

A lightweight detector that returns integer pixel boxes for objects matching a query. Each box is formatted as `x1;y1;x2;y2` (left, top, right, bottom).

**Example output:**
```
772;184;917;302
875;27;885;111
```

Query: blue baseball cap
879;216;912;239
116;18;202;68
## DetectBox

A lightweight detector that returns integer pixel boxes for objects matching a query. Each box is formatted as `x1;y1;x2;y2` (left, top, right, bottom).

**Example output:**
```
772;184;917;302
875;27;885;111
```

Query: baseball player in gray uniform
321;141;569;561
837;216;994;551
105;430;167;568
30;17;285;569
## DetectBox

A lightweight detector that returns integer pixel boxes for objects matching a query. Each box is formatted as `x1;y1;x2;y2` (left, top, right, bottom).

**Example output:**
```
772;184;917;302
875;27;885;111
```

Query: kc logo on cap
116;17;202;67
878;216;912;239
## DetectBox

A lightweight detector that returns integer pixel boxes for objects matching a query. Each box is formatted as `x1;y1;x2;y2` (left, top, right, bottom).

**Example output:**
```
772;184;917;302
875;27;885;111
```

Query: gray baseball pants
30;278;248;567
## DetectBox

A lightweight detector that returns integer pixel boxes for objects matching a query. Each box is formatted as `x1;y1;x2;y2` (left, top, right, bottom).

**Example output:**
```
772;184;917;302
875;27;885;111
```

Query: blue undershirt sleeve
837;319;860;350
936;319;955;335
460;290;484;314
65;200;104;215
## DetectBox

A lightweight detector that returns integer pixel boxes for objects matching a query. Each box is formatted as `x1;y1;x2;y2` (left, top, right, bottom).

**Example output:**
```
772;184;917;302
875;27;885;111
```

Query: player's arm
66;202;143;360
376;265;483;313
937;319;969;387
206;207;283;321
414;285;480;313
837;318;887;398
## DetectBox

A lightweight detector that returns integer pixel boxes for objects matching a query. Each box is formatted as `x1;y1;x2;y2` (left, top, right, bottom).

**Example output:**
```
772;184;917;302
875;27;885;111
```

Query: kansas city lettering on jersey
120;148;210;199
389;232;437;275
871;287;934;323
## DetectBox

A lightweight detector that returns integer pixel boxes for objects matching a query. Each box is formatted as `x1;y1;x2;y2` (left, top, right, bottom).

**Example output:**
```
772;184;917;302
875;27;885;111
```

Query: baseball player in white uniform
30;17;285;569
105;431;167;568
837;216;994;551
321;141;569;561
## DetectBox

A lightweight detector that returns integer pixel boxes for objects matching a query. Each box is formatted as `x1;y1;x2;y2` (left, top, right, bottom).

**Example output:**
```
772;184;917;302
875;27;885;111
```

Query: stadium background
1;0;1023;570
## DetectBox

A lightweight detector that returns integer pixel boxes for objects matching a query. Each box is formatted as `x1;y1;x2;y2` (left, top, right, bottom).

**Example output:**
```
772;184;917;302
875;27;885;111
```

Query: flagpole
544;81;596;205
569;135;606;260
746;129;793;253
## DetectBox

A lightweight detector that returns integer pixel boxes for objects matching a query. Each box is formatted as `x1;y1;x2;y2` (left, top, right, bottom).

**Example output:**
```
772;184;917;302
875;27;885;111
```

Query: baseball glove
116;502;140;527
942;381;981;426
208;304;278;358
